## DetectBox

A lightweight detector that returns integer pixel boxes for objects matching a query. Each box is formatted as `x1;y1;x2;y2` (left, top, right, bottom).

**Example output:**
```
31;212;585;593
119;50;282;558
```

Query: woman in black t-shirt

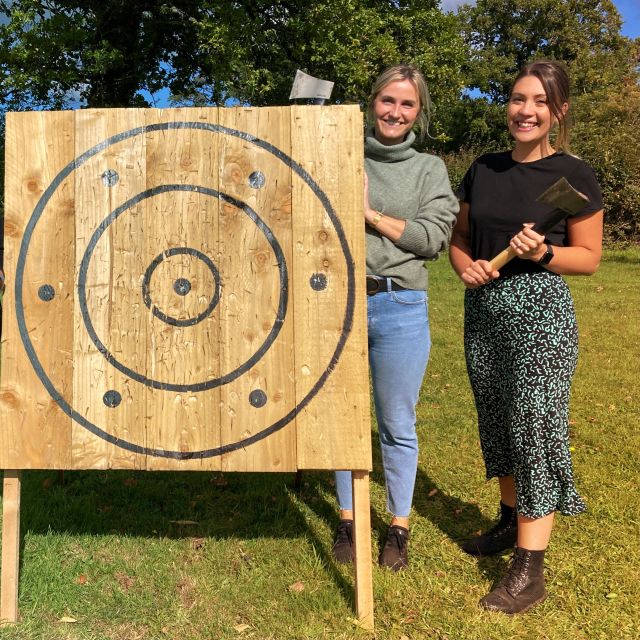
450;60;603;614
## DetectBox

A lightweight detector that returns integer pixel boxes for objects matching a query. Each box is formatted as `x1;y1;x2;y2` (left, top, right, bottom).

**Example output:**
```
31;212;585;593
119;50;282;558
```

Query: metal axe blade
533;177;590;235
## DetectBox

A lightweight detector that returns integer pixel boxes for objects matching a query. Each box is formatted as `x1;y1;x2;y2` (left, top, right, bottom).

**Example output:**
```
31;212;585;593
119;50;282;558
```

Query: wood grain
1;106;370;473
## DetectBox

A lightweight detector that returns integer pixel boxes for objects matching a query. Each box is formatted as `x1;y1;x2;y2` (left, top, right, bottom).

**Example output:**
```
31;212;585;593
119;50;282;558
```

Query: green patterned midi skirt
464;271;586;519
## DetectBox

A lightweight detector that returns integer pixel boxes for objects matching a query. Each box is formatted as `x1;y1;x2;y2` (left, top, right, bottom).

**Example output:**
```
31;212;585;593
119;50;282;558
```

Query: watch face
540;245;554;265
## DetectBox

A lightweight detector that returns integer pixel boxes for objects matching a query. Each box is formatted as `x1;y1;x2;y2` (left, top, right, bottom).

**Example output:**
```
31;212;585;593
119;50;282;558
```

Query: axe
489;177;590;271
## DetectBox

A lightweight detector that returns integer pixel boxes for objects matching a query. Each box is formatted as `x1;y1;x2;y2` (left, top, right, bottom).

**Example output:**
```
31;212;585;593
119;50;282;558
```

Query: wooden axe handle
489;246;517;271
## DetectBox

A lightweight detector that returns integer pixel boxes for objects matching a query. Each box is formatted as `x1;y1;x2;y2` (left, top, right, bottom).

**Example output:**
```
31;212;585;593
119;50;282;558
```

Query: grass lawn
1;248;638;639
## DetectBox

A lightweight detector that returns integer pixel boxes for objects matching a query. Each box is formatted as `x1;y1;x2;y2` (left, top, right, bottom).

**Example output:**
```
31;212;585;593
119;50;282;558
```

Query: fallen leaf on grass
606;593;618;599
190;537;206;550
211;475;228;486
58;616;77;624
76;574;88;585
288;581;305;593
400;635;411;640
427;488;438;497
234;623;250;633
350;617;373;630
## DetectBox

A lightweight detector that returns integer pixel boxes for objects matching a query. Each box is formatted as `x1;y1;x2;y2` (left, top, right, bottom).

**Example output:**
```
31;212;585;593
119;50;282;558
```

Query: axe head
536;177;589;214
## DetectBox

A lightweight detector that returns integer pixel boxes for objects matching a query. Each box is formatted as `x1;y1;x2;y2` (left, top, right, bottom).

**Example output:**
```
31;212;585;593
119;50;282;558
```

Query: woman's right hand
460;260;499;288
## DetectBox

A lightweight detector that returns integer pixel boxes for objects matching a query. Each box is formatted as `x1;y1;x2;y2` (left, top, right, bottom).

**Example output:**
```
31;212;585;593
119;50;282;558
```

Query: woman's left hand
510;223;547;262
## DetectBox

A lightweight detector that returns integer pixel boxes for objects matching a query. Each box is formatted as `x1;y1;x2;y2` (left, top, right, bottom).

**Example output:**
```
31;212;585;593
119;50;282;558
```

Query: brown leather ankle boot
480;547;547;614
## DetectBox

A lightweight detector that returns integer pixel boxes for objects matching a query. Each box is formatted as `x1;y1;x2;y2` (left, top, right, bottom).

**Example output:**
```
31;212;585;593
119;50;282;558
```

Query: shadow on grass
9;468;357;610
15;469;314;539
367;428;507;584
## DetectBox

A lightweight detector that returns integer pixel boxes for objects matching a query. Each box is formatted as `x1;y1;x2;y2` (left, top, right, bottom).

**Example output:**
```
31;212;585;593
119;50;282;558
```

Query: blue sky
615;0;640;38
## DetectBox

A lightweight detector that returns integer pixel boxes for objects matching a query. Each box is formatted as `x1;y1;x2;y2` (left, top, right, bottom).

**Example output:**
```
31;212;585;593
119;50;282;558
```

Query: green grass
1;249;639;639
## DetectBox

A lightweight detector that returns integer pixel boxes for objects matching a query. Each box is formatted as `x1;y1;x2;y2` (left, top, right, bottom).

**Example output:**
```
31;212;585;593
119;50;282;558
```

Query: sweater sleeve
395;157;459;258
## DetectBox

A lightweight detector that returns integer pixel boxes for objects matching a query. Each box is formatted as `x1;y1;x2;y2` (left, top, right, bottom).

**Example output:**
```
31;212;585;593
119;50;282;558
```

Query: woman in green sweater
332;65;458;570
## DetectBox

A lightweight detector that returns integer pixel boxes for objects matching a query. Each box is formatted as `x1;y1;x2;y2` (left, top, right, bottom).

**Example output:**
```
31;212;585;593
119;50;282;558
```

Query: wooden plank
217;107;297;472
143;107;222;471
1;105;369;474
352;470;374;631
291;105;370;470
0;471;21;623
0;111;74;469
72;109;147;470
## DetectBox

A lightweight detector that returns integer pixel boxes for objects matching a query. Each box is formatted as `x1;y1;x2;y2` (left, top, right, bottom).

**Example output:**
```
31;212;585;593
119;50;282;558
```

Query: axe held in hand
489;177;590;271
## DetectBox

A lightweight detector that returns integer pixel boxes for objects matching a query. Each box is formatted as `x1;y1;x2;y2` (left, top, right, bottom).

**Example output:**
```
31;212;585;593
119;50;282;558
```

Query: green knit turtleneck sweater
364;129;458;290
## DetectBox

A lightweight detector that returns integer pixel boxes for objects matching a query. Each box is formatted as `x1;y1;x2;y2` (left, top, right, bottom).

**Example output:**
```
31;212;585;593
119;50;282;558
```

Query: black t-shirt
457;152;603;278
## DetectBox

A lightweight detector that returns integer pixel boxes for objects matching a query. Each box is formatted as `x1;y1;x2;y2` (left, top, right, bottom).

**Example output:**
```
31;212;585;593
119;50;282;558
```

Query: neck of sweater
364;127;417;163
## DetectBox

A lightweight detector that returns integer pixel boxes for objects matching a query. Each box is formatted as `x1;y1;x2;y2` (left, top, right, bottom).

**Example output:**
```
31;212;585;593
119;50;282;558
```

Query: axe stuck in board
488;177;590;271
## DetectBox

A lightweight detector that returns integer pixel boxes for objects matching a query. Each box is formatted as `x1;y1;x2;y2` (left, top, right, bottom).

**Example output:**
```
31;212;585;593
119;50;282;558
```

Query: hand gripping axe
489;177;590;271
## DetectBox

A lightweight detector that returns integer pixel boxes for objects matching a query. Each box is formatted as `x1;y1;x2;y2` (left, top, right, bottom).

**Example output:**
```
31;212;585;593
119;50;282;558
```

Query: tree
450;0;640;240
0;0;466;125
0;0;210;109
450;0;638;148
172;0;467;142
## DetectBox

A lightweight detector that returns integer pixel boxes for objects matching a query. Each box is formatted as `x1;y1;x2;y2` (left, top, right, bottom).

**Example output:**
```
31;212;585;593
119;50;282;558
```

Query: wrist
367;211;384;228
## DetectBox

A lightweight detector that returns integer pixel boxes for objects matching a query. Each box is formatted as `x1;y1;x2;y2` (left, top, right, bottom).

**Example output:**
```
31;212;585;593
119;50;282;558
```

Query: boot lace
500;551;531;597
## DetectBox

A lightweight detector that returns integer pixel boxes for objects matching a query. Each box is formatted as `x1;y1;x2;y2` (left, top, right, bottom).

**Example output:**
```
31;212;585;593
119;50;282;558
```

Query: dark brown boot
480;547;547;614
462;502;517;556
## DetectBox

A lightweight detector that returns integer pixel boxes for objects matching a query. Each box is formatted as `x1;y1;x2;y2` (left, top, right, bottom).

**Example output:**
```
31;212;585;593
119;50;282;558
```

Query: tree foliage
451;0;640;240
0;0;466;129
0;0;209;108
0;0;638;240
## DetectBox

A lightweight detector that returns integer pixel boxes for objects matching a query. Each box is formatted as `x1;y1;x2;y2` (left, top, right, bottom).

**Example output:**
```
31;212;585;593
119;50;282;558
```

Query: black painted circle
249;389;267;408
141;246;220;327
15;121;356;460
174;278;192;296
38;284;55;301
309;273;327;291
78;185;287;392
103;390;122;408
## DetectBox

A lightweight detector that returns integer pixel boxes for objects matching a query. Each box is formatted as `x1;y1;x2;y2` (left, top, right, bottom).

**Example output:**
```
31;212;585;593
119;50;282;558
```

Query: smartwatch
537;243;554;266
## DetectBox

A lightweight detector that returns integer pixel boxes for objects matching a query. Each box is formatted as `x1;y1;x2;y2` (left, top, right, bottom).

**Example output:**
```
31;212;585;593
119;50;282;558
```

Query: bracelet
370;211;384;227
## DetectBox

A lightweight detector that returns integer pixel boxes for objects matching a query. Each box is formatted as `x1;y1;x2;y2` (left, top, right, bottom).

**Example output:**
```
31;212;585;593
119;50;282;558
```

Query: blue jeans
335;281;431;517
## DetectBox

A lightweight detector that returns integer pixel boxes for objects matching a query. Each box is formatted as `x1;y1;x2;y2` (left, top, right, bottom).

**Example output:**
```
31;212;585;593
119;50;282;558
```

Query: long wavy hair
512;60;571;152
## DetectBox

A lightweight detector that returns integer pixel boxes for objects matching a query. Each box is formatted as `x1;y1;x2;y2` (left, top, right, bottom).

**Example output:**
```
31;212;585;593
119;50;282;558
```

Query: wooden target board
0;106;371;473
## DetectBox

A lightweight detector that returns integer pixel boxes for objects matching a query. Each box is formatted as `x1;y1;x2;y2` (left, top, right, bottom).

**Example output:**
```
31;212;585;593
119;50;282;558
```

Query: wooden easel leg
1;470;21;624
352;470;374;631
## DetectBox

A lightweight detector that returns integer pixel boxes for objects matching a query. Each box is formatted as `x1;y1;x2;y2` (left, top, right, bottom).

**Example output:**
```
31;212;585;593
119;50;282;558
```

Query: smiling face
508;75;567;158
372;79;421;146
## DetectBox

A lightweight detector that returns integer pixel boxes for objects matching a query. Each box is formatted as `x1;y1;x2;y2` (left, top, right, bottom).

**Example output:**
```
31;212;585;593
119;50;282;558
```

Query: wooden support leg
1;470;21;624
352;470;374;631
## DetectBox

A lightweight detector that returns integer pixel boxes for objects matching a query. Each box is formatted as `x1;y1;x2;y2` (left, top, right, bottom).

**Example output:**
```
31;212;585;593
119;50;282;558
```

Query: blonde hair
367;64;432;140
513;60;571;152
